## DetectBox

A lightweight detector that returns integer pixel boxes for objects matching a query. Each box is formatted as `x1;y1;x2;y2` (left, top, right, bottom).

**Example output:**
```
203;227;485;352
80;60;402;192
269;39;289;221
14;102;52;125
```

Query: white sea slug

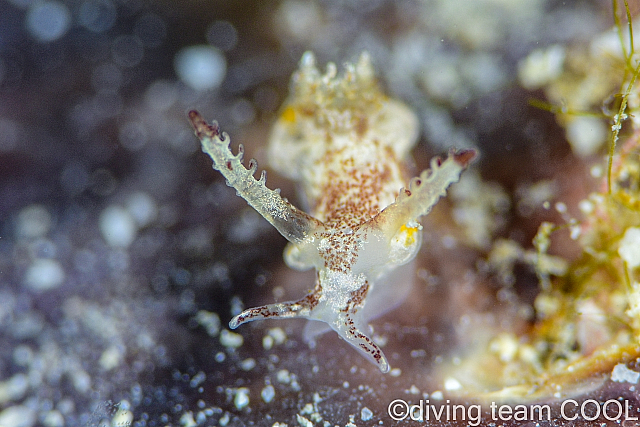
189;52;476;373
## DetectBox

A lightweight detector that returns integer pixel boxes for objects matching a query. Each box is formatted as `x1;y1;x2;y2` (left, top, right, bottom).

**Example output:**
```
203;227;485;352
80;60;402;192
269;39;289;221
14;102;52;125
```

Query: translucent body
189;52;475;372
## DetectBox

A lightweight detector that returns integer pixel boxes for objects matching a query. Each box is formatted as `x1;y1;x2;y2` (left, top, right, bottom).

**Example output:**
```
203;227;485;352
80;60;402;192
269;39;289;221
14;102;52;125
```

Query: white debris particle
554;202;567;214
125;192;158;227
99;345;123;371
196;412;207;424
611;363;640;383
277;369;291;384
261;384;275;403
431;390;444;400
24;258;65;291
277;0;321;42
566;116;607;157
240;358;256;371
518;44;565;90
410;349;426;358
490;333;519;363
290;374;301;391
462;51;506;93
234;387;250;410
590;164;603;178
612;121;622;132
0;373;28;404
71;369;91;393
569;223;581;240
179;411;196;427
195;310;221;336
16;204;52;238
300;403;313;414
263;327;288;349
389;368;401;377
444;377;462;391
516;180;557;216
578;199;594;215
174;45;226;91
99;205;137;248
111;404;133;427
214;352;225;362
619;227;640;269
229;295;244;316
219;412;230;426
189;371;206;388
42;410;64;427
0;405;36;427
272;423;288;427
296;414;313;427
407;385;420;395
268;327;287;345
590;25;627;59
273;286;285;299
360;407;373;421
372;334;387;347
262;335;274;350
311;412;323;423
219;329;243;348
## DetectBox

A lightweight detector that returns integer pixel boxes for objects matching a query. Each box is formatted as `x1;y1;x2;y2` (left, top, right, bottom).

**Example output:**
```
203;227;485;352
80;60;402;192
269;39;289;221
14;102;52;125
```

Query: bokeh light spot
25;1;71;42
206;21;238;52
78;0;116;33
174;45;226;91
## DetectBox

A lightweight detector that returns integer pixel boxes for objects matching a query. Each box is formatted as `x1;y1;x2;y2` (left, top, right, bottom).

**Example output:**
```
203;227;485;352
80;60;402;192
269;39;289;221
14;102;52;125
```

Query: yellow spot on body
281;106;296;123
400;224;419;246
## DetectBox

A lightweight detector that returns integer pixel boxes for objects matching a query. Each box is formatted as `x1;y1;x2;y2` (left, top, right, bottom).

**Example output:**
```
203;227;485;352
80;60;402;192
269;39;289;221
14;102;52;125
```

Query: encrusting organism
447;6;640;400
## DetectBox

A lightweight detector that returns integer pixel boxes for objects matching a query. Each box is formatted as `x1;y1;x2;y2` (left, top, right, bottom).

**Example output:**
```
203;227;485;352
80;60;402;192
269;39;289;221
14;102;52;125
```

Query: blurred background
0;0;623;426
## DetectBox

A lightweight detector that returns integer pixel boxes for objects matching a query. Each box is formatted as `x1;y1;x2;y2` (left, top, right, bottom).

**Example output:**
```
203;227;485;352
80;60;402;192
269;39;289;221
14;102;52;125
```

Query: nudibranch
189;52;476;373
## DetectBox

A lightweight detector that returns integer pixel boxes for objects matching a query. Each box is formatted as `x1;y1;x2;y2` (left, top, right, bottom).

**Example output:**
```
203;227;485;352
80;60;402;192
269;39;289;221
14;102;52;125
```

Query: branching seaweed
449;1;640;402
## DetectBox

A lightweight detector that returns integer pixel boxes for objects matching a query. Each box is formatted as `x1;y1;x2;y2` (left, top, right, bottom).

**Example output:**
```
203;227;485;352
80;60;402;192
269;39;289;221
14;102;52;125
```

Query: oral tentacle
372;148;477;241
229;290;322;328
189;110;324;245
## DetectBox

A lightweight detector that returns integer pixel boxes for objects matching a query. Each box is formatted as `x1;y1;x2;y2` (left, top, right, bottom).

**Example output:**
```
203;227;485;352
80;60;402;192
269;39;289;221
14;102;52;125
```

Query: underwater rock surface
1;0;638;425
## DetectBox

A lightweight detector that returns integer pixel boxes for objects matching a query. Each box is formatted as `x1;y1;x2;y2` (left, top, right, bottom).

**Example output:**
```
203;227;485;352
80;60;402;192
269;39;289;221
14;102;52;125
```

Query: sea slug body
189;52;476;373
